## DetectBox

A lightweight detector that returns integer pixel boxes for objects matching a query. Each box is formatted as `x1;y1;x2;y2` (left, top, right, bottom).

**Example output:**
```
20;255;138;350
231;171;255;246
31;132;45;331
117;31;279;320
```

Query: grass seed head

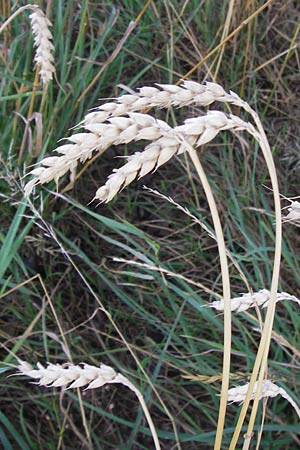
210;289;300;313
282;201;300;226
16;361;118;389
24;83;257;201
29;7;55;85
228;380;300;419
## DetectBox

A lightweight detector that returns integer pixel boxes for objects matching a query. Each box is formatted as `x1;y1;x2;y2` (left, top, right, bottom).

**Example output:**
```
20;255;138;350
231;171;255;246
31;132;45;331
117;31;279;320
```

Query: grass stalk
186;143;231;450
229;102;282;449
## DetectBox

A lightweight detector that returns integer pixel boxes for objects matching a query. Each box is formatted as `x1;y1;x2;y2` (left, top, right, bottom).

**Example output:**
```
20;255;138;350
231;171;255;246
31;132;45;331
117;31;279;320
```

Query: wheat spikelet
29;7;55;85
282;200;300;227
210;289;300;313
15;361;161;449
228;380;300;419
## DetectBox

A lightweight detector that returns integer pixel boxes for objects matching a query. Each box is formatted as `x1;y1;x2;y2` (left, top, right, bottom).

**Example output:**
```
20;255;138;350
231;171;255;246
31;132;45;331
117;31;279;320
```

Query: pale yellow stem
229;106;282;449
186;144;231;450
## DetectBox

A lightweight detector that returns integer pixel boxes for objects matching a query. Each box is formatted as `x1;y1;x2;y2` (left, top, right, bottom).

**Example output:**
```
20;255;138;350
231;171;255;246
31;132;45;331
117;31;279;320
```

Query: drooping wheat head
15;361;161;450
24;81;259;199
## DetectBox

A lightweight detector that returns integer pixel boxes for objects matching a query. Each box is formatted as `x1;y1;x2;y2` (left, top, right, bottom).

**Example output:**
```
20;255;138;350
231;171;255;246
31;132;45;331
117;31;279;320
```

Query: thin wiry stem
0;5;38;34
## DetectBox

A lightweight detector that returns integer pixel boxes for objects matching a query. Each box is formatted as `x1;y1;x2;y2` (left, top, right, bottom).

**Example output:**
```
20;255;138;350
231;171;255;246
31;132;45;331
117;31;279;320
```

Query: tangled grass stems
19;196;181;448
15;361;161;450
143;186;252;293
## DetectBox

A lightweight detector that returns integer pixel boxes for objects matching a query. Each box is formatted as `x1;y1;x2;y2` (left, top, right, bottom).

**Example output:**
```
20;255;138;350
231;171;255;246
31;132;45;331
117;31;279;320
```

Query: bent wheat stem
184;142;231;450
229;103;282;450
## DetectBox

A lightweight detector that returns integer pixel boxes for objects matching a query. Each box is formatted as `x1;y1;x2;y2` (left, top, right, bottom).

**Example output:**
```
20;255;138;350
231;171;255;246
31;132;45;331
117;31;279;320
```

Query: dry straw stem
183;372;248;384
16;361;161;450
229;99;282;450
0;5;55;86
185;143;231;450
211;289;300;313
228;380;300;420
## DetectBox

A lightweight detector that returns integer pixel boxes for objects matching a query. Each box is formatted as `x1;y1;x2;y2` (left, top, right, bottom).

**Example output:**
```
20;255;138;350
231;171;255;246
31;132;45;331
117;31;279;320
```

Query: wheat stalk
20;80;284;449
228;380;300;419
210;289;300;313
15;361;161;450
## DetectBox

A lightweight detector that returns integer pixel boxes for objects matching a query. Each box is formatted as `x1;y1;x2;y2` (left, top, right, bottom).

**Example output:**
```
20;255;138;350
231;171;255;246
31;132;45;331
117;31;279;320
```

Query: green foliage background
1;1;300;448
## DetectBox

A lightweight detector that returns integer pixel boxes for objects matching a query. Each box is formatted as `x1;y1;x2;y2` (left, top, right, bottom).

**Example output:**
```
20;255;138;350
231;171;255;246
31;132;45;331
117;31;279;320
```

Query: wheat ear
0;5;55;86
228;380;300;419
282;200;300;226
210;289;300;313
82;80;246;125
24;113;171;196
25;109;256;199
24;81;256;197
94;112;257;203
29;7;55;86
16;361;161;450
